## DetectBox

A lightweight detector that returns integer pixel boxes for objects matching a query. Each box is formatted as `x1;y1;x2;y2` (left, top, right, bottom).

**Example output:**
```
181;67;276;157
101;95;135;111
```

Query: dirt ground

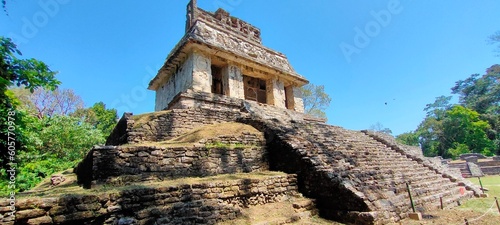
390;208;499;225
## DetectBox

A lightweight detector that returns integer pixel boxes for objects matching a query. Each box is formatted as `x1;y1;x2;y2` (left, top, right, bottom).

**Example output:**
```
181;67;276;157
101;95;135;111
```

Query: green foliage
1;37;60;92
301;83;331;120
205;141;248;149
413;64;500;158
0;37;113;193
0;113;104;194
72;102;118;139
447;143;470;159
423;95;452;118
462;175;500;214
0;158;75;193
451;65;500;114
1;36;60;170
395;131;419;146
38;115;105;161
442;106;494;156
417;105;495;158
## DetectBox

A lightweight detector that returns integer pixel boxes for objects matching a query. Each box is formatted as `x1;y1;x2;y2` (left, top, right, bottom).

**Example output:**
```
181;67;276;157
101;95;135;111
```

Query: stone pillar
284;86;295;110
191;51;212;93
222;64;244;99
293;87;304;113
268;78;286;109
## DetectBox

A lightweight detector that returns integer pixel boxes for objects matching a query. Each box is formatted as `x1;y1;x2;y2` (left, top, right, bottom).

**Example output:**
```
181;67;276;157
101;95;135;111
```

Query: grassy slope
390;175;500;225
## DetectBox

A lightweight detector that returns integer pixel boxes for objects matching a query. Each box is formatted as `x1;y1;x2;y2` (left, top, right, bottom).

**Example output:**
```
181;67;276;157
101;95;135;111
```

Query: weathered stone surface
15;209;46;220
467;162;484;177
52;211;95;223
3;175;298;225
26;216;53;225
150;1;307;114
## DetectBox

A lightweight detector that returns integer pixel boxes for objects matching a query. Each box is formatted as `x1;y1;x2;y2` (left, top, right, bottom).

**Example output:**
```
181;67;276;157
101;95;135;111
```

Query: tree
416;116;442;157
423;95;452;118
1;37;60;169
368;122;392;134
488;31;500;56
451;65;500;154
72;102;118;138
1;37;59;92
396;131;419;146
451;65;500;114
301;83;331;120
1;113;105;193
441;105;494;158
37;115;105;161
11;87;84;118
416;96;452;156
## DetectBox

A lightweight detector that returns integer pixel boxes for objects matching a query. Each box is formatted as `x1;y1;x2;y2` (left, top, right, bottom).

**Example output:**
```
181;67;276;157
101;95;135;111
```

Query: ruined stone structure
2;2;484;225
148;0;308;112
448;155;500;178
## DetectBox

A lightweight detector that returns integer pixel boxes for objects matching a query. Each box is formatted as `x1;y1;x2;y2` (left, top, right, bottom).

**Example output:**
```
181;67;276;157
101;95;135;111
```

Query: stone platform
3;92;483;225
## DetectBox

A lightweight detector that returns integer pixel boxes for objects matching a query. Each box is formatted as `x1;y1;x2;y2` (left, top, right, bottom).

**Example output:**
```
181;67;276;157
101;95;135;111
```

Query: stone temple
148;0;308;112
2;1;484;225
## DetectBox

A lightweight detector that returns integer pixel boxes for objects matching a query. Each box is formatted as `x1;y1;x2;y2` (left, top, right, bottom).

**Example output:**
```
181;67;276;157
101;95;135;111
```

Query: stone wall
81;139;267;187
168;90;245;111
192;7;262;44
293;87;305;113
155;53;195;111
106;102;244;145
449;159;500;177
2;175;298;225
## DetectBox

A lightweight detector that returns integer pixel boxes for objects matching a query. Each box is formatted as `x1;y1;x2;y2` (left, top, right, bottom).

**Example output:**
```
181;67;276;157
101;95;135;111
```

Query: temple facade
148;0;308;112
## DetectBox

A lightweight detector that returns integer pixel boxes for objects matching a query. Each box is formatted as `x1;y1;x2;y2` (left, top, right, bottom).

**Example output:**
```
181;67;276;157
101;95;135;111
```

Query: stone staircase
303;124;471;217
239;101;479;224
448;162;472;177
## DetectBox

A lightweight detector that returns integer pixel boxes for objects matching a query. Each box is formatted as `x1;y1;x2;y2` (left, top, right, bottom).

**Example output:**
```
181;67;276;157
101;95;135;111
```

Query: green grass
461;175;500;214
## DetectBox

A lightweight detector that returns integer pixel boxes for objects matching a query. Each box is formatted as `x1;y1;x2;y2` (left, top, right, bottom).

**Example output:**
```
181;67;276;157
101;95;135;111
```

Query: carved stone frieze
190;21;298;76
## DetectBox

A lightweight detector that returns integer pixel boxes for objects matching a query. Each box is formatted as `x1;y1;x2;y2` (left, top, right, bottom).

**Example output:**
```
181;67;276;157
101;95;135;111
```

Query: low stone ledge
5;174;298;225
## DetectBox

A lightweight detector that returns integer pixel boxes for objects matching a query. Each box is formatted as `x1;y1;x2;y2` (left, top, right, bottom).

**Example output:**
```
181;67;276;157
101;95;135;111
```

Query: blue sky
1;0;499;135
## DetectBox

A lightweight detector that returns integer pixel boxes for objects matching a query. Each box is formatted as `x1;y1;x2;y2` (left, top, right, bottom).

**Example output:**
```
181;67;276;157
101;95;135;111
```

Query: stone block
464;156;478;163
26;216;53;225
15;209;46;220
408;212;422;220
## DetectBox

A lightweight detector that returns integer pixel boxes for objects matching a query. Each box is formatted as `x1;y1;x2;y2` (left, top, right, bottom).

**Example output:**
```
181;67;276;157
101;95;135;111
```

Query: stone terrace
97;93;481;224
5;92;482;225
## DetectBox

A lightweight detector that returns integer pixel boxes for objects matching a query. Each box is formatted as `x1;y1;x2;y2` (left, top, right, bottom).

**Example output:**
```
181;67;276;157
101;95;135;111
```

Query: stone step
358;161;422;169
410;177;454;189
411;182;458;198
412;186;463;207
